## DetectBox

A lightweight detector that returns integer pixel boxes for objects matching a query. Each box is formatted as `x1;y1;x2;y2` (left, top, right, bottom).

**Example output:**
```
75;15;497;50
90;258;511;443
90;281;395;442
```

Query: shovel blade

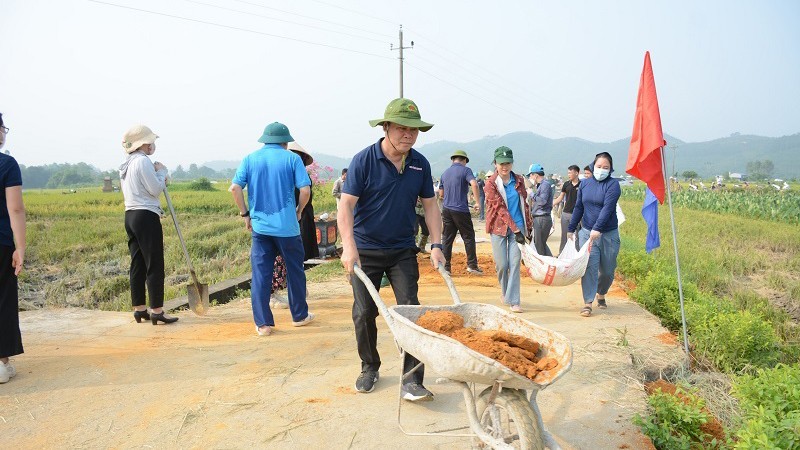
187;282;210;316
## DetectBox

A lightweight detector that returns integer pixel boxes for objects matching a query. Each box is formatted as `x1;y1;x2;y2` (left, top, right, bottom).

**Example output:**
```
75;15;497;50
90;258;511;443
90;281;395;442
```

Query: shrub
634;386;723;450
733;364;800;449
187;177;215;191
630;271;698;332
690;310;781;373
617;249;664;284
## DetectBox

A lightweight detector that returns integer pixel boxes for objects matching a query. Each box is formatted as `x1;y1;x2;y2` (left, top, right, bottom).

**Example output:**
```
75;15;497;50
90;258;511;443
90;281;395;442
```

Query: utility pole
390;25;413;97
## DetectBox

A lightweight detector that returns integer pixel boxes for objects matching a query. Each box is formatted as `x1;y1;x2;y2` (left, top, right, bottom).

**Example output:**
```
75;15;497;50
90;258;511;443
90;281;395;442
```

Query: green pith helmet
493;146;514;163
369;98;434;132
258;122;294;144
451;149;469;163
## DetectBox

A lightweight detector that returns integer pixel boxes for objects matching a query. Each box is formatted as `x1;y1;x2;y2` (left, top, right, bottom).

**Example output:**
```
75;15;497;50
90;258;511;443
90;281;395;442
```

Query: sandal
580;306;592;317
597;298;607;309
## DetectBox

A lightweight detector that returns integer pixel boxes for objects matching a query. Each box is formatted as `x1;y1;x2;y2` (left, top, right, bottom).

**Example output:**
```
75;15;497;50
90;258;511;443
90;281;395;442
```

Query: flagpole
661;146;690;356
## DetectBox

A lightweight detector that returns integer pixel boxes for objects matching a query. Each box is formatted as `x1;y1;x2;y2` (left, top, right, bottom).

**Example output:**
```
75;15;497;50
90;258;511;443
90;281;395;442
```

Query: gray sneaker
401;382;434;402
354;370;379;393
466;267;484;275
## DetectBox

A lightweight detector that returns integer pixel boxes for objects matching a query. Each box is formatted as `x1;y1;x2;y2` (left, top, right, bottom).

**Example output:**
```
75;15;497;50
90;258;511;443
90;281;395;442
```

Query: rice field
21;181;337;311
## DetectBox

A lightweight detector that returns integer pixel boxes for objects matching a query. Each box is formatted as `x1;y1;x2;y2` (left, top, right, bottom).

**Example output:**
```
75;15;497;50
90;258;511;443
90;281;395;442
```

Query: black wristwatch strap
430;243;443;250
240;211;250;217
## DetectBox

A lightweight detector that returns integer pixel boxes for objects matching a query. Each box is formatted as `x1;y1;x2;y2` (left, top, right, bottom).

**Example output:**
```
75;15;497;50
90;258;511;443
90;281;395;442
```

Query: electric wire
181;0;390;44
405;61;566;138
412;52;589;139
405;27;619;141
88;0;394;60
306;0;397;26
226;0;393;39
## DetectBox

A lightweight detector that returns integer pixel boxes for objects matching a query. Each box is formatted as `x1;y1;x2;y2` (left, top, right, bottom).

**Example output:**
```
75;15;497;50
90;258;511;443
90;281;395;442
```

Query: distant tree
682;170;699;180
172;165;188;180
746;159;774;180
21;165;53;188
46;166;95;188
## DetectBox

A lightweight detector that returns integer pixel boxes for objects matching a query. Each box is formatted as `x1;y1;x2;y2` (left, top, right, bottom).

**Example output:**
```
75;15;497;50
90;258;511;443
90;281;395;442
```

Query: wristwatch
431;243;443;250
240;211;250;217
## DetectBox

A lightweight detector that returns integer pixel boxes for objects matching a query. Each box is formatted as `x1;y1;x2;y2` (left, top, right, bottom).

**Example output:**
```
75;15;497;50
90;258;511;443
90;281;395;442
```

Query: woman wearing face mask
119;125;178;325
0;113;27;384
567;152;621;317
484;146;532;313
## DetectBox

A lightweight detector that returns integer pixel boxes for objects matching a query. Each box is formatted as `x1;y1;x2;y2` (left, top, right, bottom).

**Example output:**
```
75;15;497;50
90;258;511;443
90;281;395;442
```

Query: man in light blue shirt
231;122;315;336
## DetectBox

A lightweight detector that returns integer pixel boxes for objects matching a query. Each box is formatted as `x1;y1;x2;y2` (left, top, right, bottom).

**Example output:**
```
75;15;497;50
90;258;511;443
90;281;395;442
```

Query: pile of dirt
416;310;558;380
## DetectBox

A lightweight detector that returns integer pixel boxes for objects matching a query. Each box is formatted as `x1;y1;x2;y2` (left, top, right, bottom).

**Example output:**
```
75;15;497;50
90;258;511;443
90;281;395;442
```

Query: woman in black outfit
0;112;27;384
119;125;178;325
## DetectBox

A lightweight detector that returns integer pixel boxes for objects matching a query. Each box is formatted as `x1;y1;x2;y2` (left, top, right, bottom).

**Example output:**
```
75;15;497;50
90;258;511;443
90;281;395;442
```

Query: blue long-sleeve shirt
568;176;621;233
529;179;553;216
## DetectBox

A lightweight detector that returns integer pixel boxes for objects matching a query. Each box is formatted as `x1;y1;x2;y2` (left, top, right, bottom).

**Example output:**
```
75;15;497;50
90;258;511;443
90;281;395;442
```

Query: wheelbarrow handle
437;263;462;305
352;265;396;328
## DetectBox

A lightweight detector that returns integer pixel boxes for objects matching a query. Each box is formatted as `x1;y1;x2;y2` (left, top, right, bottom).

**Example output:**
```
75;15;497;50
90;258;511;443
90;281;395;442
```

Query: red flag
626;51;667;204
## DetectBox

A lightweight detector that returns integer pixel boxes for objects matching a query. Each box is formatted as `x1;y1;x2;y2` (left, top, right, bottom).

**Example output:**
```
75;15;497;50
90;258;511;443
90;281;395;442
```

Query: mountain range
203;132;800;180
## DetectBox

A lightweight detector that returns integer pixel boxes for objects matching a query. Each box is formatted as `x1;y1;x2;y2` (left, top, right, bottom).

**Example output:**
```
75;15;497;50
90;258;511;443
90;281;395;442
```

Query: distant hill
202;132;800;180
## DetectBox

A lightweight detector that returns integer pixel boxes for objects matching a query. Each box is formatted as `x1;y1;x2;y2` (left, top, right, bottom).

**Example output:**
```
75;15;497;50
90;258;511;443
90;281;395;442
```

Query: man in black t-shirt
553;165;581;253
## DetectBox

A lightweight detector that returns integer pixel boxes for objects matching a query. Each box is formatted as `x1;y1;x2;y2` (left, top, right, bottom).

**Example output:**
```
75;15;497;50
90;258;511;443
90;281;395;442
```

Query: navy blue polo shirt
0;154;22;248
344;139;435;249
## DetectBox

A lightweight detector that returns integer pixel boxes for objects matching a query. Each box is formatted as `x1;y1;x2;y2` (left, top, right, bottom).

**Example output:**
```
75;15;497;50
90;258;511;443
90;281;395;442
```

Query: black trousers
124;210;165;309
0;245;23;358
351;248;424;384
441;208;478;271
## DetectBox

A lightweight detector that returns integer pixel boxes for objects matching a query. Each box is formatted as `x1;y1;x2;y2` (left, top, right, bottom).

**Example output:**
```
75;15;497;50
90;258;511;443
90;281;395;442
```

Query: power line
406;27;619;141
181;0;389;44
88;0;394;60
306;0;396;26
226;0;394;39
412;53;589;139
405;61;566;138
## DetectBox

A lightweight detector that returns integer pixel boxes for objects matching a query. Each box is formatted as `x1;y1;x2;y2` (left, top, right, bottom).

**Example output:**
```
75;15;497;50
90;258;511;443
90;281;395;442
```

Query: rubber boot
418;235;429;254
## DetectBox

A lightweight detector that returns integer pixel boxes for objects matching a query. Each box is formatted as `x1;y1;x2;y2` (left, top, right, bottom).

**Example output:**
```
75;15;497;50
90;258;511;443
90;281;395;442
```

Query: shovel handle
164;187;200;285
436;263;462;305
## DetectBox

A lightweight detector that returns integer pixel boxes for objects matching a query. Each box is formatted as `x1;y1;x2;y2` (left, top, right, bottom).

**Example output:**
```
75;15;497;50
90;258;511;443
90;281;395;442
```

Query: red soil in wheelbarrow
416;310;558;380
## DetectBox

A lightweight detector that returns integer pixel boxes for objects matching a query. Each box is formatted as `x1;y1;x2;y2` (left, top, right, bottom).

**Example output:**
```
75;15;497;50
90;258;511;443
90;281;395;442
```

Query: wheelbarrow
353;264;573;450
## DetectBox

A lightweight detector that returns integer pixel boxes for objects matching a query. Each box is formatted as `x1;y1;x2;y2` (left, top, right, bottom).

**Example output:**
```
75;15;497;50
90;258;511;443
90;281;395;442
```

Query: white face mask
593;168;610;181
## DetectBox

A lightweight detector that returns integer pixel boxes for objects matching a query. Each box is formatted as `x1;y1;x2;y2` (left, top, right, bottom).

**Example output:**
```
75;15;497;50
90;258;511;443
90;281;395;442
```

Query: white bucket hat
122;124;159;154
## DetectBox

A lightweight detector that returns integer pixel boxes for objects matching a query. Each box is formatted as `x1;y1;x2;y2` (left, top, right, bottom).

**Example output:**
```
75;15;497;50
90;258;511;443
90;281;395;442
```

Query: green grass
305;259;344;283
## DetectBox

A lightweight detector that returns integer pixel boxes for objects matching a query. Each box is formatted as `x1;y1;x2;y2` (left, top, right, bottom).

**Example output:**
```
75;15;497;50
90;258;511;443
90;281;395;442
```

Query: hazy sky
2;0;798;170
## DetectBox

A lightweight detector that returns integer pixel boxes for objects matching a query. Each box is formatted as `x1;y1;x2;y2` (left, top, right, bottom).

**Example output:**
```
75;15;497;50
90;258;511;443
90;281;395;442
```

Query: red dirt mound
415;310;558;381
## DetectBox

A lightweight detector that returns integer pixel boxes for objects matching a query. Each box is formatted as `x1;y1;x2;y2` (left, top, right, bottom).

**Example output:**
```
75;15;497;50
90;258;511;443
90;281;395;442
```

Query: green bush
187;177;215;191
691;310;781;373
634;386;722;450
617;249;665;284
630;271;699;332
733;364;800;449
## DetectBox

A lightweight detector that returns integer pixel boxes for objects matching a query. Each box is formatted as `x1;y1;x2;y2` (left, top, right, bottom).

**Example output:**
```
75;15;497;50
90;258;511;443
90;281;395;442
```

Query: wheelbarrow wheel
474;387;543;450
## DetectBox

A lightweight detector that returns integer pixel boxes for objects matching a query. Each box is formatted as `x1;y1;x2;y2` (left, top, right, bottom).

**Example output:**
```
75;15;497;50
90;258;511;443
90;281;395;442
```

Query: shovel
164;186;210;315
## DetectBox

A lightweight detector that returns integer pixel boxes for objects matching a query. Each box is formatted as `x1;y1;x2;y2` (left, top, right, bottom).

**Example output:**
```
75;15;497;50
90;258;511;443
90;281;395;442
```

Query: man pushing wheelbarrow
338;98;446;401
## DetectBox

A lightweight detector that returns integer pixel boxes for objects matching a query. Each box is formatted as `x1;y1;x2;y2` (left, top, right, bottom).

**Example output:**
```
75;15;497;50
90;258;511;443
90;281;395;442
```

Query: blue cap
527;163;544;175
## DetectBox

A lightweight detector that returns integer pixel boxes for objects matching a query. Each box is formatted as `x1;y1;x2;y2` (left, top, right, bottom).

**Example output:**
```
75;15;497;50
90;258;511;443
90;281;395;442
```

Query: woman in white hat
119;125;177;325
